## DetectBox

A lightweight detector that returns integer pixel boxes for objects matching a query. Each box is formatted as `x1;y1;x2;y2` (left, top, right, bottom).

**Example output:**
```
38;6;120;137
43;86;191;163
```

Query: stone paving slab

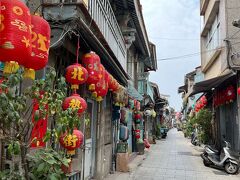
105;129;240;180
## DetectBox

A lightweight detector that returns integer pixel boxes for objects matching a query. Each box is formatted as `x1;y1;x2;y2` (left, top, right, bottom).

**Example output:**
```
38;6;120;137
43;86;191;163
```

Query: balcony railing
88;0;127;71
42;0;127;71
43;0;85;3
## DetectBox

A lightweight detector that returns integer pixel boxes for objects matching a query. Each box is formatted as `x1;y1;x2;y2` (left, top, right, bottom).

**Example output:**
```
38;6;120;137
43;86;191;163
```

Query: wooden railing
88;0;127;71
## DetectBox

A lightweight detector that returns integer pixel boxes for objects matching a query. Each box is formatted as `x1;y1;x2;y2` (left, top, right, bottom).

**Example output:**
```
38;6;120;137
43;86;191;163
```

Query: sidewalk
104;149;151;180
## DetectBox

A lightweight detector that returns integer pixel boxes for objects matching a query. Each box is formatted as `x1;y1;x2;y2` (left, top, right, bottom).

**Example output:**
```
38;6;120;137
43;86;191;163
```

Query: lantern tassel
96;96;103;102
67;150;76;155
23;68;35;80
92;92;97;98
71;84;79;90
3;61;19;74
88;84;95;91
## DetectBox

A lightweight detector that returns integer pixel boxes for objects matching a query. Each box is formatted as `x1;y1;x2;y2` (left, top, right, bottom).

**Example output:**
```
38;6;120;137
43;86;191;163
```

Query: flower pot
136;143;144;155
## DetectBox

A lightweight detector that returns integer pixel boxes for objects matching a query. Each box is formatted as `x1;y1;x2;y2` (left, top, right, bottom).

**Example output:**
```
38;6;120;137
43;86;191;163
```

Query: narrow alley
108;129;240;180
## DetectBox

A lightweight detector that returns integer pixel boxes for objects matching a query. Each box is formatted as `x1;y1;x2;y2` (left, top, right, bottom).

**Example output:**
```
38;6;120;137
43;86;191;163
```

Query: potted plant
136;139;144;155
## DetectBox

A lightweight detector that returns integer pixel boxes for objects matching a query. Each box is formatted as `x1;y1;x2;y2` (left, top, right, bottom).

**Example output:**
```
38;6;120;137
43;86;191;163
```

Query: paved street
105;128;240;180
131;128;240;180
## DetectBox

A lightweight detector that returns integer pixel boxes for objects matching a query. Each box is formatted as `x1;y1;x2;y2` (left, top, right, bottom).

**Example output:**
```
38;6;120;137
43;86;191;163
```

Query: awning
127;83;143;101
190;71;236;96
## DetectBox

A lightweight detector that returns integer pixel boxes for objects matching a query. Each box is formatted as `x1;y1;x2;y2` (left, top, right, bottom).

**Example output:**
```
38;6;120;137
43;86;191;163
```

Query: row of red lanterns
195;95;207;112
0;0;50;79
213;85;235;107
65;52;121;102
60;51;122;154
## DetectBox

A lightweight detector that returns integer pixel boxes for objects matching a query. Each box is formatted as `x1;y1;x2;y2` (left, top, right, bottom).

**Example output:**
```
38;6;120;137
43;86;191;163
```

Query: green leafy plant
27;148;70;180
195;108;212;144
0;68;82;179
183;116;197;137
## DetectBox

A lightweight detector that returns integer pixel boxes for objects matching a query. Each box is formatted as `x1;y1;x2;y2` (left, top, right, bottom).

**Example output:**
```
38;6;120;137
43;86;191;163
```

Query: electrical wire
134;41;240;62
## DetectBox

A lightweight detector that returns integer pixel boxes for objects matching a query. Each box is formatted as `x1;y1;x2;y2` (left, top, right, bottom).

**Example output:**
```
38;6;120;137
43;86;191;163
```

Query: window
206;14;220;51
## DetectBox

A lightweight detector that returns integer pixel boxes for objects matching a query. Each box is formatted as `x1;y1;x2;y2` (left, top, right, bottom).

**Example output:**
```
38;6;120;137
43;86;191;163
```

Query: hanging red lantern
108;74;119;92
134;113;141;120
201;96;207;106
65;63;88;90
62;94;87;115
95;69;109;101
226;85;235;103
82;52;101;91
23;14;51;79
59;130;84;155
144;139;150;149
0;0;32;74
238;87;240;95
135;129;140;139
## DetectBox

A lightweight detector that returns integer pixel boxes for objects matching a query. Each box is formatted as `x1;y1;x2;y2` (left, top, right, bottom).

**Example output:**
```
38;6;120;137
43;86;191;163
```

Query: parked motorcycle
160;127;168;139
201;141;240;174
191;129;199;146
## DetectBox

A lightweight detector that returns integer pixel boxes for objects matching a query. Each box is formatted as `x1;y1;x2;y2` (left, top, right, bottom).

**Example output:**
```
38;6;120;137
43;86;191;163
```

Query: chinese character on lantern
0;0;32;74
82;51;101;91
62;94;87;115
59;130;84;155
65;63;88;90
23;14;51;80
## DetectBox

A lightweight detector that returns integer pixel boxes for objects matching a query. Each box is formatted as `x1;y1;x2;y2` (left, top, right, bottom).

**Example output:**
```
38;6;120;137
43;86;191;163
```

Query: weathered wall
201;0;227;79
95;94;112;179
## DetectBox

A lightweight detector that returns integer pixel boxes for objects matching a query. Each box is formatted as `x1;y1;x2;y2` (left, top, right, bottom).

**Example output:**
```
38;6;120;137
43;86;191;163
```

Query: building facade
0;0;159;180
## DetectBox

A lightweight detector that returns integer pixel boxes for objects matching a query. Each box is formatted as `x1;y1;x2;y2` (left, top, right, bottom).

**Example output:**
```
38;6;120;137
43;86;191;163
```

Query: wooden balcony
42;0;127;71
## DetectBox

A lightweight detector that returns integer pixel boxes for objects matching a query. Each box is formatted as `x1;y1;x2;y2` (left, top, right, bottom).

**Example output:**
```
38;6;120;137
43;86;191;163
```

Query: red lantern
65;63;88;90
226;86;235;103
82;52;101;91
95;70;109;101
238;87;240;95
108;74;119;92
135;129;140;139
144;139;150;149
23;14;51;79
0;0;31;73
201;96;207;106
134;113;141;120
62;94;87;115
59;130;84;155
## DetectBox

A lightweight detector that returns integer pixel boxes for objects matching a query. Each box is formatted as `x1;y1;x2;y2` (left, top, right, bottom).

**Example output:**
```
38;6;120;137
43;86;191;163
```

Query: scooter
201;141;240;174
191;132;199;146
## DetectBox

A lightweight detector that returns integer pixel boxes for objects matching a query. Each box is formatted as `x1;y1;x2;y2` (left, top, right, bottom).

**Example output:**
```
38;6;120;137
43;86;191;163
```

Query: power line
226;6;240;9
149;36;240;41
149;37;201;41
156;41;240;62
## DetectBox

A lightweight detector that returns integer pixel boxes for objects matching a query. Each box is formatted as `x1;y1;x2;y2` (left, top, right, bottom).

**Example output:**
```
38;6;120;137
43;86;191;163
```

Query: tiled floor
131;128;240;180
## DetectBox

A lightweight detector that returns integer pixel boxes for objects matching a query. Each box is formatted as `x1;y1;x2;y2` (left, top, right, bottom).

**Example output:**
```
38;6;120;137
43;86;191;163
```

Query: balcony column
117;12;136;49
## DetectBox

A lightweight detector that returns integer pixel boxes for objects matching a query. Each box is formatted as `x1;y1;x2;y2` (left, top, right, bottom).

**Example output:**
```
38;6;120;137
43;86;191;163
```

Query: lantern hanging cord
76;36;80;64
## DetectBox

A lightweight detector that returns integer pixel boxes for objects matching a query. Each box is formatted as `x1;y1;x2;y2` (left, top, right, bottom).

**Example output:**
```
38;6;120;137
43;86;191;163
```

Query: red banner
30;100;48;148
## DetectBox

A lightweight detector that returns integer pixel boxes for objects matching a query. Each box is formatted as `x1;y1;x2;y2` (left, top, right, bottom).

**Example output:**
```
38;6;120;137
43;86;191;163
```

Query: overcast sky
141;0;201;111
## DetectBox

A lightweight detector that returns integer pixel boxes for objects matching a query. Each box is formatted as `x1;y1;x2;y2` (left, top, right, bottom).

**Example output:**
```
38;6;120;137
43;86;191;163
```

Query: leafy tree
195;108;212;144
0;68;81;179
